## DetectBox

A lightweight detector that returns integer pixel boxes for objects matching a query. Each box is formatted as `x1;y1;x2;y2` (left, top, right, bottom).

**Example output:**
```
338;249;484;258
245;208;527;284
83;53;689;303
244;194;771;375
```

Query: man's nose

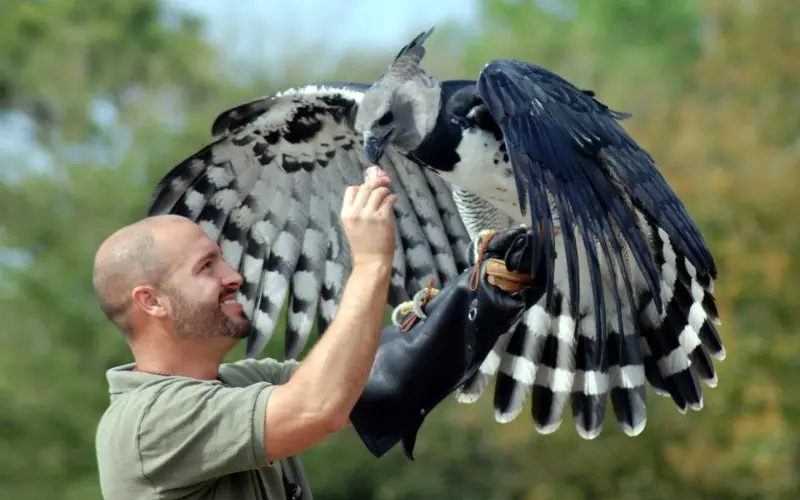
221;263;244;288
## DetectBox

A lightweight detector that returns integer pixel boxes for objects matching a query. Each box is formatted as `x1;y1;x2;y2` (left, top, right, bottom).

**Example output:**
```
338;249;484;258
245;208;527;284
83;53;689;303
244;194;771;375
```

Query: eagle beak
364;132;389;164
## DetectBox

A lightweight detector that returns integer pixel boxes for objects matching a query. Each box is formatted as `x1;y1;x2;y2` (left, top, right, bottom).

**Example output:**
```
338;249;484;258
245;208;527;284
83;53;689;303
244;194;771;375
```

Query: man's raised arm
262;166;398;462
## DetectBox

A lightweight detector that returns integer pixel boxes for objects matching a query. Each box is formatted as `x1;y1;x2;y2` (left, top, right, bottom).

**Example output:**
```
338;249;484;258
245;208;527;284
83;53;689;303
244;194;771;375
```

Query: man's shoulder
220;357;301;387
96;376;199;455
95;375;274;499
95;378;177;499
99;376;197;425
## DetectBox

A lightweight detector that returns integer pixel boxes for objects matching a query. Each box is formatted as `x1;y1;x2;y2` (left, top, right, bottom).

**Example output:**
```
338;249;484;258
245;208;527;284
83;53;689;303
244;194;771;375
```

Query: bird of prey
147;27;724;440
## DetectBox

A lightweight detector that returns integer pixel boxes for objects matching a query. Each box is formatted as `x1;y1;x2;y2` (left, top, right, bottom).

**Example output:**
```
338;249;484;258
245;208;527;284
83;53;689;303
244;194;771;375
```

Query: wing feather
377;151;440;293
269;172;311;358
147;82;472;359
286;170;329;358
246;174;296;356
422;171;472;270
315;151;356;337
389;149;462;286
450;61;723;439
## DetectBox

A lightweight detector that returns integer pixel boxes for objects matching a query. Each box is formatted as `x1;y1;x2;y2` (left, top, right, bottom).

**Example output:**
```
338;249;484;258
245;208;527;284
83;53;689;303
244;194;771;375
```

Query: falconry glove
349;225;550;460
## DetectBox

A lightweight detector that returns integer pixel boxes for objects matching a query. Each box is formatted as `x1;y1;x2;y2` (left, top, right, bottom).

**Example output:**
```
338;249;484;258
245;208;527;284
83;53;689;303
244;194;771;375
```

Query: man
94;164;544;499
94;166;399;499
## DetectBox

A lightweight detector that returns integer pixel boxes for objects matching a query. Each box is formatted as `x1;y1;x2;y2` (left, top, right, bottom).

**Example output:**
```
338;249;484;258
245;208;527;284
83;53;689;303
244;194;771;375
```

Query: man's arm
263;262;390;460
262;167;397;462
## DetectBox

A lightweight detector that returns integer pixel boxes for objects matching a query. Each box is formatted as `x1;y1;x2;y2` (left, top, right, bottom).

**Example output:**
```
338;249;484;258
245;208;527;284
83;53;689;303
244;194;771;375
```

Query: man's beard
166;287;250;340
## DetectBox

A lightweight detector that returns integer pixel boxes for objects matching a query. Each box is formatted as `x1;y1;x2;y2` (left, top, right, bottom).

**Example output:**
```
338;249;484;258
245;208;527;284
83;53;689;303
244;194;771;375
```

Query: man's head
92;215;249;343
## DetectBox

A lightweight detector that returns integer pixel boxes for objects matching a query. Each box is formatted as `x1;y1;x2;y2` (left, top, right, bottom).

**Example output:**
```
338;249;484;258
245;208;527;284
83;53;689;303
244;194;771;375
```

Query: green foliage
0;0;223;145
465;0;703;96
1;0;799;499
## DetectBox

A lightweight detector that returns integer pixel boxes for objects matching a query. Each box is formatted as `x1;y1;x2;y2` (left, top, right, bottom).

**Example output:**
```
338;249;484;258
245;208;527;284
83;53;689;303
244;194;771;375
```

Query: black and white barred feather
147;67;724;442
148;83;472;359
438;59;725;439
453;205;723;439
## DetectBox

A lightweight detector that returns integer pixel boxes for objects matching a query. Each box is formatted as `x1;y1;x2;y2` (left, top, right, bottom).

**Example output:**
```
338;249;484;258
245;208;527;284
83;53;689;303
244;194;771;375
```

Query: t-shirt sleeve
219;357;301;386
136;378;275;492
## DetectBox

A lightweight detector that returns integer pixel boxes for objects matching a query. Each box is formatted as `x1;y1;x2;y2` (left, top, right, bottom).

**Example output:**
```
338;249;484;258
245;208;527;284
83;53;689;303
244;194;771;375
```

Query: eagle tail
454;211;723;439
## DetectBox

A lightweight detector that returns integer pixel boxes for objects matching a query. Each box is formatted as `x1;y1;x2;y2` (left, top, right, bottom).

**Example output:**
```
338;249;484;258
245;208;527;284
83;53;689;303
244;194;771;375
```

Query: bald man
94;167;399;500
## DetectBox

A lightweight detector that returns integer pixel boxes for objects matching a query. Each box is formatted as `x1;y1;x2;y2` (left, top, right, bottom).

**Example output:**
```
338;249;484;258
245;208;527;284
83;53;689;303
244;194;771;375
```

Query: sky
168;0;479;62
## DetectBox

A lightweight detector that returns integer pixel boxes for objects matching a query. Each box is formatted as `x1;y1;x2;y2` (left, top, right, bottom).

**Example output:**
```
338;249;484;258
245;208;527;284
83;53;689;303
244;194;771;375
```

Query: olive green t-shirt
95;357;310;500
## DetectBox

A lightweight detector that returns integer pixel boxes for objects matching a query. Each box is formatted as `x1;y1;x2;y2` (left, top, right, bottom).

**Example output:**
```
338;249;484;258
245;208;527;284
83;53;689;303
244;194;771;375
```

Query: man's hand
340;166;398;269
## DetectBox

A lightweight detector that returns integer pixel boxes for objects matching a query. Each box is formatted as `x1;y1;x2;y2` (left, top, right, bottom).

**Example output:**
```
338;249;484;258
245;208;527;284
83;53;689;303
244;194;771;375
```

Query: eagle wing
147;82;472;359
451;60;725;439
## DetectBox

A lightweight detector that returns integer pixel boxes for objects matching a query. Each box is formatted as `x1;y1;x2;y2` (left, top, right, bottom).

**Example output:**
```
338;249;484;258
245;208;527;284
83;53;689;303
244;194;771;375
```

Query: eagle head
355;28;442;165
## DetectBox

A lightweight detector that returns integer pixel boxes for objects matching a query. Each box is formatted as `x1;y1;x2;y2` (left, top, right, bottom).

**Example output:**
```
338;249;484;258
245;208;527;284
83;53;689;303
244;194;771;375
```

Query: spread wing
451;60;724;439
147;82;472;359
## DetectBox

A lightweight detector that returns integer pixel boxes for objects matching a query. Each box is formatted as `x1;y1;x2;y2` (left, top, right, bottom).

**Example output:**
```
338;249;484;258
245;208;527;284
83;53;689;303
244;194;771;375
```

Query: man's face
159;223;249;340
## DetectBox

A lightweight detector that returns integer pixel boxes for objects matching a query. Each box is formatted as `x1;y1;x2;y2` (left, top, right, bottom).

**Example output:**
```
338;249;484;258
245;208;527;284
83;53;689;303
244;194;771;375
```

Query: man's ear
131;285;169;318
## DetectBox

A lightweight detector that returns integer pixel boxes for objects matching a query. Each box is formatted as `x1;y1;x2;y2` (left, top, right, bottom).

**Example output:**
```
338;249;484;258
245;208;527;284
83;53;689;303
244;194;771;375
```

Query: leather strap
484;257;538;293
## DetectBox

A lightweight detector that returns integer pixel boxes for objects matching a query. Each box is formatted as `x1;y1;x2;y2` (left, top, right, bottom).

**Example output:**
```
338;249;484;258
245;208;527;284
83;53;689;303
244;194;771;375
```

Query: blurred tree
464;0;704;100
0;0;225;145
440;1;800;499
0;1;270;498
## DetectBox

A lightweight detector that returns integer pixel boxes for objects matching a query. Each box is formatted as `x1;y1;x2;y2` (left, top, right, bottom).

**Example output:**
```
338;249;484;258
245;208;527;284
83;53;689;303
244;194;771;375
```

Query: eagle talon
391;277;440;331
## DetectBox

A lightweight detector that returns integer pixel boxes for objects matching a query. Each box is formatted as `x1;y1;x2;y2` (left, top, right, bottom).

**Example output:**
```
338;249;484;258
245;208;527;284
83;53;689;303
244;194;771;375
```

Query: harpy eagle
147;28;725;440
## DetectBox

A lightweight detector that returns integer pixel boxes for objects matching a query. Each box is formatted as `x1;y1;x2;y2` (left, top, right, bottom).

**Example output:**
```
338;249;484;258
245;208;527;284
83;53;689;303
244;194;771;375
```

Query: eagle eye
377;111;393;127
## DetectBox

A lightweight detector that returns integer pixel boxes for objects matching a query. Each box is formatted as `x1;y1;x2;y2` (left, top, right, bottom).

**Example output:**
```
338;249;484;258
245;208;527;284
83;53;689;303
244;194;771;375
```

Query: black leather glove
349;225;550;460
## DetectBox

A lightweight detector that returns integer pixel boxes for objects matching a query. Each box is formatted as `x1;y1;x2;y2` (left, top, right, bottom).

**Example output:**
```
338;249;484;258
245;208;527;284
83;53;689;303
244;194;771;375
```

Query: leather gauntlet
349;225;549;460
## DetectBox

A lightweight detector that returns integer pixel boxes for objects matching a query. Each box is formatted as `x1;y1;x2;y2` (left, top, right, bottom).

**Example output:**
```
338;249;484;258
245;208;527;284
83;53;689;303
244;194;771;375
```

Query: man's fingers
352;179;377;208
353;177;390;209
366;186;393;212
365;165;388;183
377;193;398;217
364;166;380;183
342;186;358;209
343;166;391;213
